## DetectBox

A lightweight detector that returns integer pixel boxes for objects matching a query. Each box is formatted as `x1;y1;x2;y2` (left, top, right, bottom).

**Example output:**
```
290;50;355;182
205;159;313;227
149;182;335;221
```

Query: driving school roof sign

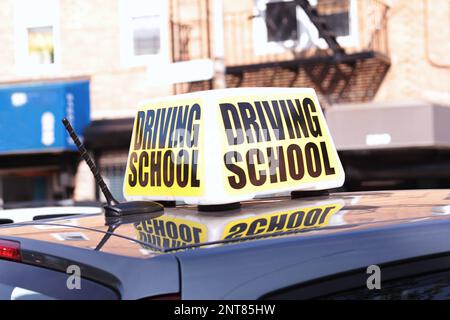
124;88;345;205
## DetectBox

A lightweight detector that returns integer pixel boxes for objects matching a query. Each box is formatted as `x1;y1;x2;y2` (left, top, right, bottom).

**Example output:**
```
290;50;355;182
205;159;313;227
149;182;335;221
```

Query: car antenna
62;118;164;217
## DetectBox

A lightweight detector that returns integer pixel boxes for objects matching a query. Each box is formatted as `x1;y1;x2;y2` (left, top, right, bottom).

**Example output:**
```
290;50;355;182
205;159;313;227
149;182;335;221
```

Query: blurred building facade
0;0;448;203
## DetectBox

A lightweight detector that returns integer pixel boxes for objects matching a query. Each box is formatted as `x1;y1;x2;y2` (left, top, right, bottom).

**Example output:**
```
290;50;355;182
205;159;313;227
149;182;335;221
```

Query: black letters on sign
128;103;202;189
221;97;337;190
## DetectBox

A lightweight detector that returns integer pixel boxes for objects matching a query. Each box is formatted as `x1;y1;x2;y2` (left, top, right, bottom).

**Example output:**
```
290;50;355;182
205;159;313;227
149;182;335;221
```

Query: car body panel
1;189;450;299
176;218;450;299
0;236;180;299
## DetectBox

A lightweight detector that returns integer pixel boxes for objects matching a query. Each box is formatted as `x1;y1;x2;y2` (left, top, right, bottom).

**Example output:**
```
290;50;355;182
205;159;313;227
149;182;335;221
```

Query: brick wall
0;0;447;201
375;0;450;102
0;0;172;120
0;0;447;118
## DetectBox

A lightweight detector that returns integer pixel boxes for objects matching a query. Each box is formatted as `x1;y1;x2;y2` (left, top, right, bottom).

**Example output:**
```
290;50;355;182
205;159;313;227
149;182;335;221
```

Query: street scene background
0;0;448;206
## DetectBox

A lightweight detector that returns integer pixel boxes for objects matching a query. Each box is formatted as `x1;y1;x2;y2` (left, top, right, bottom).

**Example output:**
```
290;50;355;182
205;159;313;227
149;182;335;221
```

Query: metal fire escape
170;0;214;94
170;0;391;106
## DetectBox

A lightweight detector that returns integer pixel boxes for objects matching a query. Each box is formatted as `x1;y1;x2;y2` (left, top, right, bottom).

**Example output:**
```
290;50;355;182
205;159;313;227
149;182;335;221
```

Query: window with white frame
15;0;59;71
120;0;168;66
27;26;55;64
132;15;161;56
253;0;358;55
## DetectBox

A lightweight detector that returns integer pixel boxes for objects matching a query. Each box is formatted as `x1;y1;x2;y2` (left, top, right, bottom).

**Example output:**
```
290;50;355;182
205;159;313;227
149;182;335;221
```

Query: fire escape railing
170;0;211;63
223;0;390;67
169;0;390;65
295;0;345;56
169;0;213;93
168;0;390;102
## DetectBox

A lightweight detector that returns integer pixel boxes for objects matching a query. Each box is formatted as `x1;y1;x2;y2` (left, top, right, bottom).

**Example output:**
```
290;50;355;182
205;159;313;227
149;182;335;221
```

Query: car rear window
0;284;55;300
0;260;118;300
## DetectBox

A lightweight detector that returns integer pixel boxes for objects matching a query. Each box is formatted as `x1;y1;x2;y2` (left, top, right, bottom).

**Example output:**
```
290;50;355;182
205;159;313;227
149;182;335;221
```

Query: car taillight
0;239;21;262
147;293;181;300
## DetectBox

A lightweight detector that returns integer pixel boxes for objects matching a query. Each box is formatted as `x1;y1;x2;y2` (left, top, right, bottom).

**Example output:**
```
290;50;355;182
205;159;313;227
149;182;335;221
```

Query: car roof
1;189;449;259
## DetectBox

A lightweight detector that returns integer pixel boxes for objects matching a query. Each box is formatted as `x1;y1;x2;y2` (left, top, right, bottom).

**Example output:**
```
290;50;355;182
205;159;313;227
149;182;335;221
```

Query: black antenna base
104;201;164;218
62;118;164;218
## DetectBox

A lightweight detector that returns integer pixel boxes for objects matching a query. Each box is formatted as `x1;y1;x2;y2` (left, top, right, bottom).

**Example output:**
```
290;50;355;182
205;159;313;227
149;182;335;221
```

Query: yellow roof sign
124;88;345;205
